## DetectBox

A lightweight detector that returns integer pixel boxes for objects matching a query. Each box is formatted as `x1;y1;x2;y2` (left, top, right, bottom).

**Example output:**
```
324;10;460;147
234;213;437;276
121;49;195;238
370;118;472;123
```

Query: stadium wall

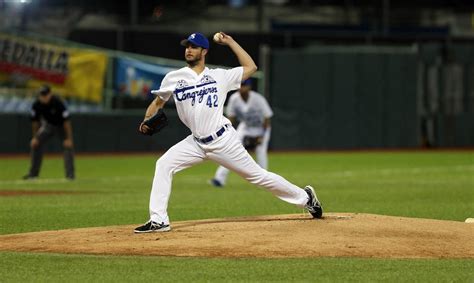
0;111;189;153
269;46;420;149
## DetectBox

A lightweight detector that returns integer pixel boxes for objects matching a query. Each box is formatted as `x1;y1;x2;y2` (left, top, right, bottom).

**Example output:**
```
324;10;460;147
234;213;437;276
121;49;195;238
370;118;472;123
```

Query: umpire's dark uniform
25;86;75;180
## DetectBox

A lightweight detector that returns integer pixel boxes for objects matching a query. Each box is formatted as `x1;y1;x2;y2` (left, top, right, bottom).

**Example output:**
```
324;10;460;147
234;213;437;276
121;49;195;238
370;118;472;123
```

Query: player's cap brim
180;39;208;49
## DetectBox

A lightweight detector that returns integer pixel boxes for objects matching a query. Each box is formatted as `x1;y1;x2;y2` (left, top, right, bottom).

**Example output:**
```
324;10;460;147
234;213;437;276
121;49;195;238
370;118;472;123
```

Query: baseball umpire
23;85;75;180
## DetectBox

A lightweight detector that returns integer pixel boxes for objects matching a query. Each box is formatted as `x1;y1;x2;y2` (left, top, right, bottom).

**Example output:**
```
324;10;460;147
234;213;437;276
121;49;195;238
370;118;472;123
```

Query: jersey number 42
206;95;218;108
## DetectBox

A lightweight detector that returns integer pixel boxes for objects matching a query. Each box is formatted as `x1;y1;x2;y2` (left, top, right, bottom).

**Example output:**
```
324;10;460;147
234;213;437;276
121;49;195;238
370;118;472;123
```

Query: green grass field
0;151;473;282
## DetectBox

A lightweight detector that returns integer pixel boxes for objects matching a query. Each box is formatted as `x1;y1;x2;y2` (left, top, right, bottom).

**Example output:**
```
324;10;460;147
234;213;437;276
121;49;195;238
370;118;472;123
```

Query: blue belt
195;124;230;144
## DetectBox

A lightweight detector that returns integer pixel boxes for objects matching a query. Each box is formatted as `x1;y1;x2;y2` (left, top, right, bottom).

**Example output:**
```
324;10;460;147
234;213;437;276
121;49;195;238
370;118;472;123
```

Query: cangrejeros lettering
175;85;218;105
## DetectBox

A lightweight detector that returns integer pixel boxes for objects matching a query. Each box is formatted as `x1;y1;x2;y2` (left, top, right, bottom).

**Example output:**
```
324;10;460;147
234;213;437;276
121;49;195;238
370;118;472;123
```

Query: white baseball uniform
149;66;308;225
213;90;272;185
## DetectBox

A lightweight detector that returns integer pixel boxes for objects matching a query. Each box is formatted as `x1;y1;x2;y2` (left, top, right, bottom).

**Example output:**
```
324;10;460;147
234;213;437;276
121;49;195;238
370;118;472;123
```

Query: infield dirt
0;213;472;259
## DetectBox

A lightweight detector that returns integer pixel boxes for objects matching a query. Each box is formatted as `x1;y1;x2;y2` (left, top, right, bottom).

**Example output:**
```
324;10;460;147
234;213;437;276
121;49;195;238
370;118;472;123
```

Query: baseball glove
140;109;168;136
243;136;262;151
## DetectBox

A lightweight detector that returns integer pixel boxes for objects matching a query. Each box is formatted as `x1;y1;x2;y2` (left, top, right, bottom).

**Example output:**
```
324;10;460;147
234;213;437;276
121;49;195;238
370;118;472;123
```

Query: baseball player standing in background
134;32;322;233
23;85;75;180
210;78;272;187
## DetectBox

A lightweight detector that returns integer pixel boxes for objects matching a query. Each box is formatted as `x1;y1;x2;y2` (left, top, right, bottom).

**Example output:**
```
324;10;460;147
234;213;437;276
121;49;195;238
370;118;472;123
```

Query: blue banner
114;57;177;100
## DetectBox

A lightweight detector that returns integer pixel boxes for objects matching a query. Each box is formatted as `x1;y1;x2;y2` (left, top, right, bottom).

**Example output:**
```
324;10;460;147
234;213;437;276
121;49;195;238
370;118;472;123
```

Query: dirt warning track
0;213;472;259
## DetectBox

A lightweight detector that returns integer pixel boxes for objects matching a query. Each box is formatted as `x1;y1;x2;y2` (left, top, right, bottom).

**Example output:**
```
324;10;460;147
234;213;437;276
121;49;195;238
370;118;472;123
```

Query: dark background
1;0;473;151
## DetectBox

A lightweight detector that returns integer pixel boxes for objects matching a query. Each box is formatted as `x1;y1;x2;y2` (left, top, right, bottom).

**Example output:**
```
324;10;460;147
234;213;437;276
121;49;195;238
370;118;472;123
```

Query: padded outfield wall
269;46;420;149
0;112;189;153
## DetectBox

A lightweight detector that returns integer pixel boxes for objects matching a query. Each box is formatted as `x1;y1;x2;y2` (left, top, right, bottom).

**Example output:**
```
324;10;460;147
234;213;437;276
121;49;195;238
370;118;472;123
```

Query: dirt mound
0;213;472;259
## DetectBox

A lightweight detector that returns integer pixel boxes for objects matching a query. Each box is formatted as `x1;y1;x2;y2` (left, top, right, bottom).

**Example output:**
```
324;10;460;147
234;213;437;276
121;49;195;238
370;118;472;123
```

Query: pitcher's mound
1;213;473;258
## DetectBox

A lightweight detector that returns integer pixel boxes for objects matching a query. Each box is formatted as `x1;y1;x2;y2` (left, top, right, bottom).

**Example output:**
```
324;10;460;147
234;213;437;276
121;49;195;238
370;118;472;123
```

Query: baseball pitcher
134;32;322;233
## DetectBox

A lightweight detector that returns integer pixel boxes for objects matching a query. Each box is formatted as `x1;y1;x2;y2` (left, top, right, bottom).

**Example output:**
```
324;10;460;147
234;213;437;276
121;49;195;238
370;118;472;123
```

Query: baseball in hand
213;32;223;43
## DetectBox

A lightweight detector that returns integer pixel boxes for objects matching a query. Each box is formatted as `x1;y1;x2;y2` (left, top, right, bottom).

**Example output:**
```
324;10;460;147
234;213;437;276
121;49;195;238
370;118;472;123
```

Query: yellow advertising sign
0;33;107;103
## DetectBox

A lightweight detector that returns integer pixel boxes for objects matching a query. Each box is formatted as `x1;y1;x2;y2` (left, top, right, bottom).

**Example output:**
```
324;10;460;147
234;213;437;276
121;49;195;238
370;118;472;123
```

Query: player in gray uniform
23;85;75;180
210;78;272;187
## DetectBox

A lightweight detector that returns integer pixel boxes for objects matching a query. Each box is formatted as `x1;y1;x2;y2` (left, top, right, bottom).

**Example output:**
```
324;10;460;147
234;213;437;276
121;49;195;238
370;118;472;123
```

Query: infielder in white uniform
210;79;272;187
134;32;322;233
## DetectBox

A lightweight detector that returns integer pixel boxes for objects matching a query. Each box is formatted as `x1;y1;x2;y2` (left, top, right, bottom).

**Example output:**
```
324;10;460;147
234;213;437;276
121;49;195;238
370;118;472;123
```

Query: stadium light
12;0;32;4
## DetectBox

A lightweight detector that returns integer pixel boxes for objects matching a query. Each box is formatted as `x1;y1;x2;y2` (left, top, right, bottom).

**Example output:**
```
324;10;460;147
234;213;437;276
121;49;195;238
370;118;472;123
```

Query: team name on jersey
173;75;218;106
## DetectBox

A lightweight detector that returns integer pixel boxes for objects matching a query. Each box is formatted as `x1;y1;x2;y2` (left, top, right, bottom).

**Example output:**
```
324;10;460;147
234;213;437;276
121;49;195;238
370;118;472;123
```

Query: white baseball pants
149;126;308;224
213;125;271;185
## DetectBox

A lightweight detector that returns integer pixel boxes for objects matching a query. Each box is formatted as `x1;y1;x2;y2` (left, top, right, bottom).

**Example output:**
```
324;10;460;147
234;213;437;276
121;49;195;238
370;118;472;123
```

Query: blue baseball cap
180;32;209;49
